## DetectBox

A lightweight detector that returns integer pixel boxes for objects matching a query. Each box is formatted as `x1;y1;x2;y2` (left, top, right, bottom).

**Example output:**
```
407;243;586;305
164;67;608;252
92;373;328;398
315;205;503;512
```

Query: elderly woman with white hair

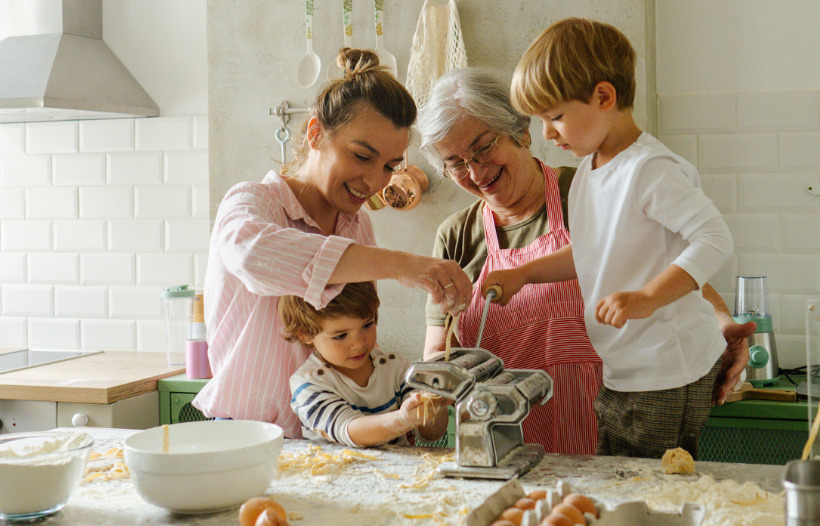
418;68;602;454
417;68;753;456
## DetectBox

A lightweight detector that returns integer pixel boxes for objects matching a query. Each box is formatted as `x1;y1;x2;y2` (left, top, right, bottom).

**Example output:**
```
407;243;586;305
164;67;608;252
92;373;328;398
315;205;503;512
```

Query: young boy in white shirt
484;18;735;459
281;281;449;448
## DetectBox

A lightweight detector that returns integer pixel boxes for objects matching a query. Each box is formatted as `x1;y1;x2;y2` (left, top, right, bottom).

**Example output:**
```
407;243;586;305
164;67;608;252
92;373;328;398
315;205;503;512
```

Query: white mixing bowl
0;431;94;521
124;420;282;513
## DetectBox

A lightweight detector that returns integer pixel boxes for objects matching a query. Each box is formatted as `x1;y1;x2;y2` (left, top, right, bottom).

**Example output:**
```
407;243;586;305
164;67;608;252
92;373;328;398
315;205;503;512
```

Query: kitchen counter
0;351;185;404
46;427;786;526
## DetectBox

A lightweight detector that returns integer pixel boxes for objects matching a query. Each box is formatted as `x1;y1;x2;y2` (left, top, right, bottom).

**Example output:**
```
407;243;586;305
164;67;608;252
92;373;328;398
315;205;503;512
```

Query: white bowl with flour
0;431;94;521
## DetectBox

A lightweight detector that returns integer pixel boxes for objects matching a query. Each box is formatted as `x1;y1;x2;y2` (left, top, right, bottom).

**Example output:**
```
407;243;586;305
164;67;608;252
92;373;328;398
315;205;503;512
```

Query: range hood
0;0;159;124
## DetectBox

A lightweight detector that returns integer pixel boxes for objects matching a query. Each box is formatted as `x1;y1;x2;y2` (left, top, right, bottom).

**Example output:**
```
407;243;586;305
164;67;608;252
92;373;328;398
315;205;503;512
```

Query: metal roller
467;357;503;382
485;372;517;385
449;353;485;370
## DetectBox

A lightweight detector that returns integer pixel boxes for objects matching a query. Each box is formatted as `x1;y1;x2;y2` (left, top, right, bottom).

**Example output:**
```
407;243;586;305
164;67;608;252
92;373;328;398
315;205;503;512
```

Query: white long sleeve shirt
192;171;375;437
568;133;733;392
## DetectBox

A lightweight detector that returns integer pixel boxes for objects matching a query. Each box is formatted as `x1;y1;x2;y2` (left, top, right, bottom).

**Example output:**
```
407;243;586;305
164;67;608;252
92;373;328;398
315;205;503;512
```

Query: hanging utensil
275;126;290;164
373;0;397;78
327;0;353;81
297;0;321;88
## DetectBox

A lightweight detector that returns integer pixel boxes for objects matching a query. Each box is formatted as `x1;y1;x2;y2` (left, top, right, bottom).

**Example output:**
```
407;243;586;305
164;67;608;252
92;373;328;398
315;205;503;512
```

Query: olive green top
425;165;577;326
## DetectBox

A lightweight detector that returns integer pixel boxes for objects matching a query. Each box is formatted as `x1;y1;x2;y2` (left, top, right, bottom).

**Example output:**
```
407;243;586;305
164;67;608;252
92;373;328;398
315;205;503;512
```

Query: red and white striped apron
459;162;602;455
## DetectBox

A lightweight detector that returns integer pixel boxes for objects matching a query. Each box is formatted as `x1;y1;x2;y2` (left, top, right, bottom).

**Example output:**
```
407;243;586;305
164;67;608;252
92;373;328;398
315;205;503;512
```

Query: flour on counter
641;474;784;526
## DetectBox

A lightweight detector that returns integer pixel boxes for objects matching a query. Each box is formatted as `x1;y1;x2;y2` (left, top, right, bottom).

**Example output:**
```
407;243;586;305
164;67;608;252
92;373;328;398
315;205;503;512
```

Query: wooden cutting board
0;351;185;404
724;381;797;403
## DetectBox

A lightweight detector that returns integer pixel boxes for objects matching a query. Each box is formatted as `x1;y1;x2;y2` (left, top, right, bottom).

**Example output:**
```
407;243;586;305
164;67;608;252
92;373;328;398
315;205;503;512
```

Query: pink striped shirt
192;170;376;438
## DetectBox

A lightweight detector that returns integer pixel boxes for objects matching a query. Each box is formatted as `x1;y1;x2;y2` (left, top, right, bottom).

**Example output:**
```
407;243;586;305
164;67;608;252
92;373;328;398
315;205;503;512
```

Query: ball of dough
662;447;695;474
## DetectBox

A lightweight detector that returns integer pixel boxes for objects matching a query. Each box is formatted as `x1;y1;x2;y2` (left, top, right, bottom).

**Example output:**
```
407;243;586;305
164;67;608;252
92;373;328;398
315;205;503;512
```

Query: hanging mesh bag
405;0;468;109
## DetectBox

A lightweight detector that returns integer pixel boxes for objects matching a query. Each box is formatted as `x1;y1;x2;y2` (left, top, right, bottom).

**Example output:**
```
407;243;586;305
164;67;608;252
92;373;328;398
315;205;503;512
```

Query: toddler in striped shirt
282;282;450;447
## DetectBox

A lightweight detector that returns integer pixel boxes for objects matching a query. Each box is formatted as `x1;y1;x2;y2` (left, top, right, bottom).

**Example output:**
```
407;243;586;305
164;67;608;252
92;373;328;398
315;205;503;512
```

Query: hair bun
336;47;381;79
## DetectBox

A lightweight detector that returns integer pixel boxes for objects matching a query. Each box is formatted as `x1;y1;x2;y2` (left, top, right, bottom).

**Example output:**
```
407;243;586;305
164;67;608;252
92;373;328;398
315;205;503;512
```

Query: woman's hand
396;255;472;316
482;268;527;305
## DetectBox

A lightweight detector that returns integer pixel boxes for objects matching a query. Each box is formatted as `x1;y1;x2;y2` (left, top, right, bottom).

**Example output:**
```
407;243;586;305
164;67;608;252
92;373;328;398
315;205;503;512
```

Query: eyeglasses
442;134;501;180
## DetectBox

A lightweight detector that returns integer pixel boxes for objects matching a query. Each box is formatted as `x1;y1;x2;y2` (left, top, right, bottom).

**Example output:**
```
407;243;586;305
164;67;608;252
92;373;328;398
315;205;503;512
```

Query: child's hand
401;392;449;427
399;393;425;426
595;290;658;328
483;269;527;305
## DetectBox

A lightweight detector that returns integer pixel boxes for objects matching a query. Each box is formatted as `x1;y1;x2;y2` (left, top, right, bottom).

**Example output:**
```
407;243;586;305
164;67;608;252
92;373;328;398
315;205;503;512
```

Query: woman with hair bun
193;48;471;437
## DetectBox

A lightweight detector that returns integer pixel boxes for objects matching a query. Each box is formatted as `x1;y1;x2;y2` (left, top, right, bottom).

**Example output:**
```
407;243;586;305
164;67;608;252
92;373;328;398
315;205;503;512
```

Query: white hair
417;68;531;167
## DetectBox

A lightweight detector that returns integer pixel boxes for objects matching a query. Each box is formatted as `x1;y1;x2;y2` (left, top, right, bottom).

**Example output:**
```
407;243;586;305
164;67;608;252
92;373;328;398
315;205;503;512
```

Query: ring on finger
443;282;455;290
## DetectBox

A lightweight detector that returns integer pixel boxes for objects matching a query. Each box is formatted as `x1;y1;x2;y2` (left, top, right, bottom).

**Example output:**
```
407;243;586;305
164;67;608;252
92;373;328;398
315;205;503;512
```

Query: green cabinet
700;377;809;465
158;374;212;425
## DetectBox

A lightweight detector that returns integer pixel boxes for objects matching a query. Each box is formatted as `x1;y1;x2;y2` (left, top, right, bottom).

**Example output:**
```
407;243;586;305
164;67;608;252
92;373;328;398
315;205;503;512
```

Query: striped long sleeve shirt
290;348;415;447
192;171;376;438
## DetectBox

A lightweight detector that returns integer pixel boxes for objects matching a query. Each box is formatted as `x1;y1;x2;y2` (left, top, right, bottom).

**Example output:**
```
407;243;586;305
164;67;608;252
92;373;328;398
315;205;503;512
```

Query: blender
733;275;779;386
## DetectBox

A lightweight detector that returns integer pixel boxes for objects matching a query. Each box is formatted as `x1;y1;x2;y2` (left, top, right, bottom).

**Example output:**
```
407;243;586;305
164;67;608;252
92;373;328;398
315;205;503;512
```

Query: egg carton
466;479;705;526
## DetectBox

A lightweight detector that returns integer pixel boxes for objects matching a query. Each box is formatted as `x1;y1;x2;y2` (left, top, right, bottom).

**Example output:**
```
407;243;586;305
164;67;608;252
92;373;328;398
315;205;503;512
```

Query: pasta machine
405;346;553;479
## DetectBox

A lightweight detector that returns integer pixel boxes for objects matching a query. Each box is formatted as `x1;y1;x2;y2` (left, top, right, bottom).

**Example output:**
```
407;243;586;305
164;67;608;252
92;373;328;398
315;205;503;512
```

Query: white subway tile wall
0;116;209;351
660;90;820;367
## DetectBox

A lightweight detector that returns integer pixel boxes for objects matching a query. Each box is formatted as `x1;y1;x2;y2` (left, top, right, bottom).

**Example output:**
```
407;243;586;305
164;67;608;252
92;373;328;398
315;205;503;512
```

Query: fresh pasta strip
278;445;378;476
417;391;443;426
162;424;169;453
82;447;130;484
399;451;455;489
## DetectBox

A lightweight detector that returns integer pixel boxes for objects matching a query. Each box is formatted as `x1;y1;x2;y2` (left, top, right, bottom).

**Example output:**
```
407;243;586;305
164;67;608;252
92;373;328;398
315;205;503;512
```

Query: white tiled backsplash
0;116;210;351
660;90;820;368
2;90;820;366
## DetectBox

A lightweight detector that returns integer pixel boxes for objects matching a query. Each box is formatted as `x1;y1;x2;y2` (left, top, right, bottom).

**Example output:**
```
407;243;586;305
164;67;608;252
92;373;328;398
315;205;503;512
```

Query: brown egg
500;506;524;525
540;513;573;526
550;503;584;525
238;496;286;526
514;497;537;510
255;508;290;526
490;521;517;526
563;493;598;518
527;488;548;501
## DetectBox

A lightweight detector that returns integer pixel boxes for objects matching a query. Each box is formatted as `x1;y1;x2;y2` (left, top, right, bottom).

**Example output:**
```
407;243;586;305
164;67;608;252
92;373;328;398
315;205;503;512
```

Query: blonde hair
278;282;380;344
284;48;416;175
511;18;636;115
